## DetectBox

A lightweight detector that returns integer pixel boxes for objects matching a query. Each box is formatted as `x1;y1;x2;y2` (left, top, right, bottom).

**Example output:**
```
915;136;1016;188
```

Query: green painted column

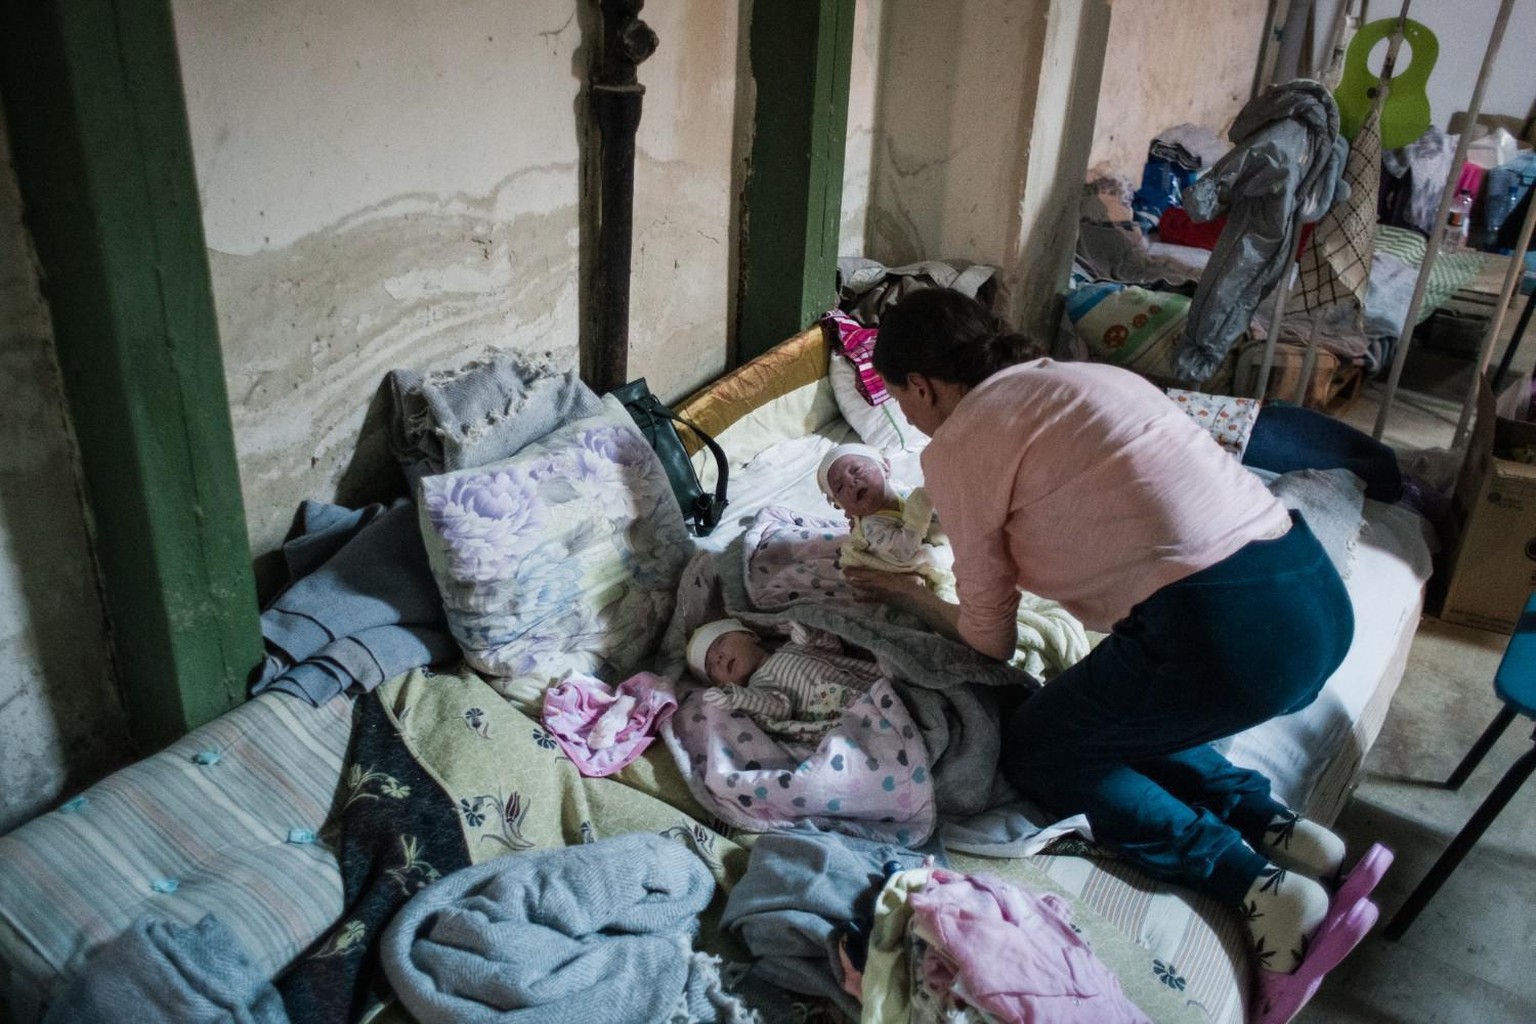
1;0;263;747
737;0;855;363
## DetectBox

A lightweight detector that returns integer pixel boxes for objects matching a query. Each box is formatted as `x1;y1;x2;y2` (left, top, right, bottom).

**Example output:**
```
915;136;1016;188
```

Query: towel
379;834;753;1024
541;672;678;777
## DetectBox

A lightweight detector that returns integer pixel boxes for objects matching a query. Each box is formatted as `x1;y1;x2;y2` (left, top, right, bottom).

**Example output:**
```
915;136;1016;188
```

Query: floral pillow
418;396;693;707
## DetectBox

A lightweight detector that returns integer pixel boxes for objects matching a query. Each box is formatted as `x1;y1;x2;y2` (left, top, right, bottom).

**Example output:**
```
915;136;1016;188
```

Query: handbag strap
649;404;729;529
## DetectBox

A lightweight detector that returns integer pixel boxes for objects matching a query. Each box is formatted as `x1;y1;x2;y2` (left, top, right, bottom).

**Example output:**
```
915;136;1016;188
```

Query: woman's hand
843;567;927;604
843;567;966;646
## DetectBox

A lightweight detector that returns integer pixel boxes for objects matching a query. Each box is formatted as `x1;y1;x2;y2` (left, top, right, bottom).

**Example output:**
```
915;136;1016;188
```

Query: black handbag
610;378;729;536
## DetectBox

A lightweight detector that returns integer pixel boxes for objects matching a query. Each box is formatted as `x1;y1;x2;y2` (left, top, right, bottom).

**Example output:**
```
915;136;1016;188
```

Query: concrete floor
1297;317;1536;1022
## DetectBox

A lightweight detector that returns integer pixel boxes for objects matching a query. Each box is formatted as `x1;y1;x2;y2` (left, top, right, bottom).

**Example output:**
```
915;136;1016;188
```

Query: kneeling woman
847;288;1388;1024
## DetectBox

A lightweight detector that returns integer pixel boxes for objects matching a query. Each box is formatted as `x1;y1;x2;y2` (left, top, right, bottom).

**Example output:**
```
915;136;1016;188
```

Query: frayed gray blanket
379;834;755;1024
387;351;603;489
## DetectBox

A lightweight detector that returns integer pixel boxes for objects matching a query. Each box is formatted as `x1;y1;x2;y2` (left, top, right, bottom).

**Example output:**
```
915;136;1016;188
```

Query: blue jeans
1243;404;1403;502
1001;513;1354;904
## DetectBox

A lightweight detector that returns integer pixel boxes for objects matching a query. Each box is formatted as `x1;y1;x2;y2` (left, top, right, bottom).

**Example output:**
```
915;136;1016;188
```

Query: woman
846;287;1387;1024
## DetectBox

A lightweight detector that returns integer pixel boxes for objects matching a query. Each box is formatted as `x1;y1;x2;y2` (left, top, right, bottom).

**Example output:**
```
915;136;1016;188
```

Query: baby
820;442;1089;679
816;443;953;595
687;618;880;732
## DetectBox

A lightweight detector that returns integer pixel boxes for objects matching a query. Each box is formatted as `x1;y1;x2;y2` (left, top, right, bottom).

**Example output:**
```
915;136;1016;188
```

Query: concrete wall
0;109;131;833
172;0;747;557
860;0;1049;272
1088;0;1270;182
840;0;884;257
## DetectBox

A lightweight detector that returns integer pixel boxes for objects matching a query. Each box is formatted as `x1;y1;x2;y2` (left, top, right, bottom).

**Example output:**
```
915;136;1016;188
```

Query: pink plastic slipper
1251;896;1379;1024
1331;843;1393;915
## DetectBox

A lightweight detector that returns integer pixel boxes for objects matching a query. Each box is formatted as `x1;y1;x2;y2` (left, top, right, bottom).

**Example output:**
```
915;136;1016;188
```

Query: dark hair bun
873;287;1041;388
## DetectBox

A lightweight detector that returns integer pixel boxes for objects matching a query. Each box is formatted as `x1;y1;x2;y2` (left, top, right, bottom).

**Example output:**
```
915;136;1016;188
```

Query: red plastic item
1157;207;1316;259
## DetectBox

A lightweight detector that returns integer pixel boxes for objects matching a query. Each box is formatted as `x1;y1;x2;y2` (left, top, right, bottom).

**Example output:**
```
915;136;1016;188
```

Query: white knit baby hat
687;618;753;680
816;442;884;497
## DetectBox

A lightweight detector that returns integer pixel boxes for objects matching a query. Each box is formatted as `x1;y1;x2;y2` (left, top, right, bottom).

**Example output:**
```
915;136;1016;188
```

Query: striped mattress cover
0;330;1431;1024
0;693;354;1020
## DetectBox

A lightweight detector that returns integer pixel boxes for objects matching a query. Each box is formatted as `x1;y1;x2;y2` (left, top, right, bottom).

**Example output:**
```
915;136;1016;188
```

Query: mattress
670;343;1433;1024
0;693;354;1020
0;333;1433;1024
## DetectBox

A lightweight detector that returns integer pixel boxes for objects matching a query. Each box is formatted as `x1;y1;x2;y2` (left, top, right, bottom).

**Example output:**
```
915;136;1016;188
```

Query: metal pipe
1294;307;1325;405
1452;181;1536;449
1372;0;1517;440
589;0;658;395
1253;268;1295;401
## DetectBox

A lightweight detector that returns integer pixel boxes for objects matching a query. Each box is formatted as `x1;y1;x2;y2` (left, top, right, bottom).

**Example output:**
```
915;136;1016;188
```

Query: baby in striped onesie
687;618;880;737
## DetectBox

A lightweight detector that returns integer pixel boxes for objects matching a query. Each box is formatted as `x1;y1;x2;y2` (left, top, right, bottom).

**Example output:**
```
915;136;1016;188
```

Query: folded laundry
720;826;934;1020
903;868;1150;1024
1149;122;1230;172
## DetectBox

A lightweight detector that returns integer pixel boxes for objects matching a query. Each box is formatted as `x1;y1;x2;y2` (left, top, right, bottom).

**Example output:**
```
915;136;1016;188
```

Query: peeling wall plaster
0;111;131;833
173;0;743;557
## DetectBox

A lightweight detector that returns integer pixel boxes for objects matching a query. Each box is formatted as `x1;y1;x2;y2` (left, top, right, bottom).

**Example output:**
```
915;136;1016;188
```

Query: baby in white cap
686;617;881;730
816;443;953;595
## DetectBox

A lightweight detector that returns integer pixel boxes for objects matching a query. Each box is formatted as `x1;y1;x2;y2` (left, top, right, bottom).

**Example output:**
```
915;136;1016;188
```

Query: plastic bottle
1440;164;1482;254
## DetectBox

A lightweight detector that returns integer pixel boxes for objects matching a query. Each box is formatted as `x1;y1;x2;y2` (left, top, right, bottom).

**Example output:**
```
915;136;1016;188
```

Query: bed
0;326;1433;1024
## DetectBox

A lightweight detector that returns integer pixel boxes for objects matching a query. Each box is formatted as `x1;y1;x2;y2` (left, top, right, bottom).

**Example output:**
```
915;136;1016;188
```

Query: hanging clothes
1171;81;1348;382
1297;102;1382;318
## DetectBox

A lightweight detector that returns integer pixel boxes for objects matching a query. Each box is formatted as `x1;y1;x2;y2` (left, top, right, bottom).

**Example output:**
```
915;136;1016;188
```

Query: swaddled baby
686;617;880;744
818;442;1090;680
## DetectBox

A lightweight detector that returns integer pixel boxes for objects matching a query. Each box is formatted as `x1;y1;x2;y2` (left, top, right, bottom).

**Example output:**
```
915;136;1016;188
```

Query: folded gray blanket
379;834;755;1024
253;498;456;705
43;914;287;1024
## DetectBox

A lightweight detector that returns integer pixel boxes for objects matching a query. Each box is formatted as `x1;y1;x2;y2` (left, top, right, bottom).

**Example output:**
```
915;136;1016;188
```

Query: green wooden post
0;0;263;748
737;0;855;363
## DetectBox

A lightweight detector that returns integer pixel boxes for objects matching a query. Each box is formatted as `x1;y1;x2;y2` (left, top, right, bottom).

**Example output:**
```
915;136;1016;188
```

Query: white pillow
828;354;927;455
418;395;693;707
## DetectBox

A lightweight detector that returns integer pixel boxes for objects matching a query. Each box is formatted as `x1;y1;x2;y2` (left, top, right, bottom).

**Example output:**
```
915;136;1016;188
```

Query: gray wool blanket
42;914;287;1024
387;351;604;489
379;834;755;1024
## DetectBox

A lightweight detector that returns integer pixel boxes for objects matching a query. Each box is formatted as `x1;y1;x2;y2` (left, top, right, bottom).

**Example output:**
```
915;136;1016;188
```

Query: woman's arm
844;568;1013;661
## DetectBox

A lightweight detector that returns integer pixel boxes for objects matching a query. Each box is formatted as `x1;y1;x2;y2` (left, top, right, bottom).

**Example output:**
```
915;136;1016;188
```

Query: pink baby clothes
541;672;677;777
823;310;887;405
906;869;1149;1024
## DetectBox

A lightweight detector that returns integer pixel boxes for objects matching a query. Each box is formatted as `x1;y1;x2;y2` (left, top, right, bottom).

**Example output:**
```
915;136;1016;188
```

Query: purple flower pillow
418;396;693;708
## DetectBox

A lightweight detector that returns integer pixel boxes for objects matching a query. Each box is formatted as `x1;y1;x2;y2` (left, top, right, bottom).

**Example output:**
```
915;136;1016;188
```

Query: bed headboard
673;325;840;487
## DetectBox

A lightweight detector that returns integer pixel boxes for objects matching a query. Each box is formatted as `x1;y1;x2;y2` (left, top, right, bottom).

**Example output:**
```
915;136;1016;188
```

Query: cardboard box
1440;375;1536;633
